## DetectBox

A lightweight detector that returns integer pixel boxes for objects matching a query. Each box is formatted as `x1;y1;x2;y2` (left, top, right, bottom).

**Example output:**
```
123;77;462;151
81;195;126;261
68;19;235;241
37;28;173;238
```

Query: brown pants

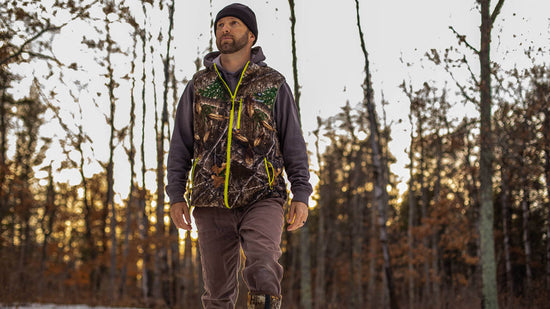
193;198;285;308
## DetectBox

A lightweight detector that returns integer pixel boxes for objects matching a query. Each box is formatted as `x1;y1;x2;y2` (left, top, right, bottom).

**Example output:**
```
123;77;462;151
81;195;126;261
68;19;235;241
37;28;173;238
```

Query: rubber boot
247;293;282;309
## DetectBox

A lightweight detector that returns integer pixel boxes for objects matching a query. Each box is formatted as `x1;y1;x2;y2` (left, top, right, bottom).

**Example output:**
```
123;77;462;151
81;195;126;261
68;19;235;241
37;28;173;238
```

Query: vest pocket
264;157;275;189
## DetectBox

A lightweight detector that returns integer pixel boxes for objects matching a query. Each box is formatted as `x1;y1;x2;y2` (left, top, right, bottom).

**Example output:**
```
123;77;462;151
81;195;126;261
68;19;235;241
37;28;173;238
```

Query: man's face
215;16;254;54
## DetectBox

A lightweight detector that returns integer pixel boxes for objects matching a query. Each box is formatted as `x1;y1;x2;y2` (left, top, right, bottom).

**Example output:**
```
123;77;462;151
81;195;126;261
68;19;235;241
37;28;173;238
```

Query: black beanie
215;3;258;44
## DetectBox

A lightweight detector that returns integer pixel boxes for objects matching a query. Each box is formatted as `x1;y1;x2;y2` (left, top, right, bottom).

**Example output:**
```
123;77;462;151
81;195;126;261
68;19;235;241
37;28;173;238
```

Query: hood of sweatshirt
203;46;267;70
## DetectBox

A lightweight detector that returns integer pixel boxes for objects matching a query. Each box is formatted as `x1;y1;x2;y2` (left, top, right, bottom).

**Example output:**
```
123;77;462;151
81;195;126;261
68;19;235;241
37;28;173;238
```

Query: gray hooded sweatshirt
166;46;312;206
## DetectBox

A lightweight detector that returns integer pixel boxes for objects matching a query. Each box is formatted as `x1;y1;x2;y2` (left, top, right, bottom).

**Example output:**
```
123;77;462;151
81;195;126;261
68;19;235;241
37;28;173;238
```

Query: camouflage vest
189;61;288;209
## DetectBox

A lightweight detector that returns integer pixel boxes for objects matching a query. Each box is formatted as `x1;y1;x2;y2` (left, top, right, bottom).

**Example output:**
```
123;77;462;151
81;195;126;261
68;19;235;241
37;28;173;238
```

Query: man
166;3;312;308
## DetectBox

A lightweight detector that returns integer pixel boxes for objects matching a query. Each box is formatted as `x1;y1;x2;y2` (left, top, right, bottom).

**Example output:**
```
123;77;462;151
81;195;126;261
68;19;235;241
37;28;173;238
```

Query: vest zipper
213;61;250;208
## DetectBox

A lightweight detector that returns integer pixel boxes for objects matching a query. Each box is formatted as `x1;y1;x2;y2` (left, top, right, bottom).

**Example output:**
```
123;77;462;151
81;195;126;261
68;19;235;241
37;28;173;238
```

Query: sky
174;0;550;197
10;0;550;205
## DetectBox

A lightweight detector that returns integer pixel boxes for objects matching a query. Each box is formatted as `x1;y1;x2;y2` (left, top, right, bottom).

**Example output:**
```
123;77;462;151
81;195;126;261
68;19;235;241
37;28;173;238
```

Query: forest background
1;0;550;308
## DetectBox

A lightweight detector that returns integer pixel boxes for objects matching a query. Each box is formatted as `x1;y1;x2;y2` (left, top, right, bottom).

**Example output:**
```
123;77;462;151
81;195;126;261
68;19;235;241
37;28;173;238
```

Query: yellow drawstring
186;158;199;205
236;98;243;130
264;158;274;189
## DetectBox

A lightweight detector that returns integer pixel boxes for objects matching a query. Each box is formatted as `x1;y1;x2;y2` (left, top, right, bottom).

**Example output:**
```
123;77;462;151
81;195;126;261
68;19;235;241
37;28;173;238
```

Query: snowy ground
1;305;143;309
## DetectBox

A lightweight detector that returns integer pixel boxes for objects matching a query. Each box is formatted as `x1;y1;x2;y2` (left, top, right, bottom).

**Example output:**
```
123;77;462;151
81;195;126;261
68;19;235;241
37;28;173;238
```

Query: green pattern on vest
190;63;288;209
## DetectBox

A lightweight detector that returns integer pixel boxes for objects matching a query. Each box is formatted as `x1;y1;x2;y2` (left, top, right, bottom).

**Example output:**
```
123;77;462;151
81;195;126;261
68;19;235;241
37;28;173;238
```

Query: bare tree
404;82;417;308
0;75;14;234
449;1;504;306
416;88;431;302
100;1;120;299
353;0;397;308
478;1;504;307
539;78;550;306
313;117;326;309
139;0;151;302
119;13;139;297
0;0;99;66
152;0;176;304
287;1;311;307
544;95;550;307
494;108;514;299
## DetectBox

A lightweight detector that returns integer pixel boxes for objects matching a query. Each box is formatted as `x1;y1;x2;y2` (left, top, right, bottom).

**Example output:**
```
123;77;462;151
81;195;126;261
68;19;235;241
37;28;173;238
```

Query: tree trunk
325;149;340;308
14;99;37;281
105;14;118;300
287;2;310;307
300;223;312;309
287;232;300;306
152;64;167;304
544;108;550;307
354;0;397;308
369;107;398;309
0;86;7;227
183;231;195;307
407;112;416;308
519;88;533;301
79;129;97;292
287;0;300;111
153;0;176;304
478;0;502;307
119;31;139;298
139;0;150;302
351;187;364;309
0;85;5;167
313;118;326;309
195;239;204;304
500;162;513;298
418;115;431;302
150;20;164;300
521;184;532;297
432;129;442;302
344;106;364;309
169;62;180;308
39;165;56;296
367;201;378;307
464;128;481;289
120;169;135;298
169;223;179;306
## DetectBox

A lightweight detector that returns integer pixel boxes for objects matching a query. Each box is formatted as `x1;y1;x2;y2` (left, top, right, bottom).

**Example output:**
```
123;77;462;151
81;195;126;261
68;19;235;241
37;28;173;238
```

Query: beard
216;31;250;54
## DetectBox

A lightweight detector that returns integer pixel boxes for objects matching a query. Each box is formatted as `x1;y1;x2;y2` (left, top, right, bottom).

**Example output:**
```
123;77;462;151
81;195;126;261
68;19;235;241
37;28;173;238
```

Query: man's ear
249;32;256;43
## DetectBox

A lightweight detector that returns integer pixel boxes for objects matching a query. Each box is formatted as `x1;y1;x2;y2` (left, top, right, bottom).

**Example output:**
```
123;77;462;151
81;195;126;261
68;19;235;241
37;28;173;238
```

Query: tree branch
0;22;59;66
1;0;100;66
449;26;479;54
26;51;62;65
448;69;479;105
288;0;301;109
463;56;480;86
491;0;505;26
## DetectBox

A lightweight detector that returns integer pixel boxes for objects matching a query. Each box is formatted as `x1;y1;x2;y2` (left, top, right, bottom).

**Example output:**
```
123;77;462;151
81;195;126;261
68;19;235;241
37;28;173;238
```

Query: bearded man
166;3;312;308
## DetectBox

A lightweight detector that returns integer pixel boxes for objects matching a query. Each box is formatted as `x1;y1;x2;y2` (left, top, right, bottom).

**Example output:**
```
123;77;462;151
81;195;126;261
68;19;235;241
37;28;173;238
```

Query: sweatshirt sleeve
274;82;313;205
166;81;195;205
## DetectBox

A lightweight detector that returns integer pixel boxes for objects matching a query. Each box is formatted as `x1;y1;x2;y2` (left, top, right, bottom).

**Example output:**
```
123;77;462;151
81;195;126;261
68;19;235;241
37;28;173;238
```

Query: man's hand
286;201;308;231
169;201;192;230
